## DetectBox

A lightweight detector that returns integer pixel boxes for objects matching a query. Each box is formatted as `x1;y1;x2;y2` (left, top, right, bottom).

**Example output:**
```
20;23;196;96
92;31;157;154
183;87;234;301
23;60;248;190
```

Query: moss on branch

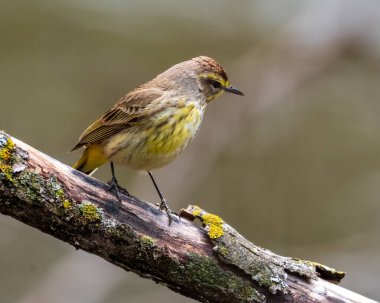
184;205;345;298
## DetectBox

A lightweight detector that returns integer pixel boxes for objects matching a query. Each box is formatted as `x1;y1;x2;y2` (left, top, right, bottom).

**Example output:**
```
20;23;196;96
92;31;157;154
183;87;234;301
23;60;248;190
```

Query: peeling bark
0;131;376;303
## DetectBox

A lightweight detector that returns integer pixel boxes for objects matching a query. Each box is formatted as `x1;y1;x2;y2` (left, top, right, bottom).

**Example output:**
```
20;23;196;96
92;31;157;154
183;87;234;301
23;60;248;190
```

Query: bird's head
156;56;243;103
193;56;244;103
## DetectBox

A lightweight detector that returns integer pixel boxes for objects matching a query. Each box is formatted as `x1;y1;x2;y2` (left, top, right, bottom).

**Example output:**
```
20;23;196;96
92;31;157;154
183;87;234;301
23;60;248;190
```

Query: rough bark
0;131;376;303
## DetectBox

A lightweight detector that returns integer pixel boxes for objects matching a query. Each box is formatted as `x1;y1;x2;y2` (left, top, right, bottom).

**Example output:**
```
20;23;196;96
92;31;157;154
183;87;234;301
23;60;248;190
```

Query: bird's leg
148;171;173;225
108;162;130;202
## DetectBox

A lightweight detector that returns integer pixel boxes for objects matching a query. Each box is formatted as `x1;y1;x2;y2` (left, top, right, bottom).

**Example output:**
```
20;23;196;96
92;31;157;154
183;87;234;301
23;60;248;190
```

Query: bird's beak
224;85;244;96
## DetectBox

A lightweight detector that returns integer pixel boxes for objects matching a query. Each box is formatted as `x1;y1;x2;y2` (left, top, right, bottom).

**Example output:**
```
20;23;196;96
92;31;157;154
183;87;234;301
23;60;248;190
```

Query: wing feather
71;88;163;151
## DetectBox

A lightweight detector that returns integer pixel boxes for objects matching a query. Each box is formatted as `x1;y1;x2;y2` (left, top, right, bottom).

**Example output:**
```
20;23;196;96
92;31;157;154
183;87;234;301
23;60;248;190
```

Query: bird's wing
71;88;164;151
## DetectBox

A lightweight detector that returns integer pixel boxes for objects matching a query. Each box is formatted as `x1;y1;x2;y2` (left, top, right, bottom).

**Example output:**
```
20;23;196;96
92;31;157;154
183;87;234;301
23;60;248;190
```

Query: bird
71;56;243;225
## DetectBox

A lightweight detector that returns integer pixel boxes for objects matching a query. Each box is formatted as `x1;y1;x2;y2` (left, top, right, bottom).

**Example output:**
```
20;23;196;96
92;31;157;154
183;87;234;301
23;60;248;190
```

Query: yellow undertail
72;144;108;175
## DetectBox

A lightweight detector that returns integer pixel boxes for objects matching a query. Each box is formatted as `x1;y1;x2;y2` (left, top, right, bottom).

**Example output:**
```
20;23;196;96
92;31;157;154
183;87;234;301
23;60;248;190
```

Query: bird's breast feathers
105;101;205;170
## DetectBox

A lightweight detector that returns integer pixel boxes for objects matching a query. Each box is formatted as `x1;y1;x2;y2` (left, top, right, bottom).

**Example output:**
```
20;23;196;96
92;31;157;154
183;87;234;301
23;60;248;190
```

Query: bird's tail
72;144;108;175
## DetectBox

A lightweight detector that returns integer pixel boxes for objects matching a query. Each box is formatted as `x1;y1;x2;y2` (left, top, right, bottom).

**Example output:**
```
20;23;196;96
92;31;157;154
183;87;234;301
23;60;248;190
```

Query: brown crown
191;56;228;81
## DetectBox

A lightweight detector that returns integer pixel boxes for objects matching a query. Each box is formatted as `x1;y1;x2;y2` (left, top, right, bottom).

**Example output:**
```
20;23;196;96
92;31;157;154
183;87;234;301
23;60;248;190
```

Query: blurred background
1;0;380;302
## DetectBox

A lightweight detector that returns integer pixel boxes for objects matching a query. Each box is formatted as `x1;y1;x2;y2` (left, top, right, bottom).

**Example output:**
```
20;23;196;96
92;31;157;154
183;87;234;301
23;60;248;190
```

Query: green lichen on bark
0;132;106;228
184;252;265;303
187;205;345;299
17;171;47;202
128;231;265;303
78;201;103;223
0;132;70;206
293;259;345;283
140;235;155;247
15;171;73;213
213;227;289;295
136;235;159;261
187;205;290;294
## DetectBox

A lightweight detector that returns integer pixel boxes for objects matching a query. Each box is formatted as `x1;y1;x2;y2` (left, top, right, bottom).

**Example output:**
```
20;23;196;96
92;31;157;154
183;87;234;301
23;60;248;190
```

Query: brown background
1;1;380;302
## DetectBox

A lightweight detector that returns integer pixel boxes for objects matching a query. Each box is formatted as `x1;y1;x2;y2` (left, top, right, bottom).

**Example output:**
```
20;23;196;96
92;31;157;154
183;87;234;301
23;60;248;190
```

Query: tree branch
0;131;376;303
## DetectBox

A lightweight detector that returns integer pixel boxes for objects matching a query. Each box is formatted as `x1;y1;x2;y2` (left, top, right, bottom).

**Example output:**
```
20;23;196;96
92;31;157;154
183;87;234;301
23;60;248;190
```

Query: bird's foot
107;177;130;203
159;198;173;226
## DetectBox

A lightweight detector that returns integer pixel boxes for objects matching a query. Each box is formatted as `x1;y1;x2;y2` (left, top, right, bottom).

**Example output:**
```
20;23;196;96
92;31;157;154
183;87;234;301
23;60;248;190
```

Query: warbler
72;56;243;224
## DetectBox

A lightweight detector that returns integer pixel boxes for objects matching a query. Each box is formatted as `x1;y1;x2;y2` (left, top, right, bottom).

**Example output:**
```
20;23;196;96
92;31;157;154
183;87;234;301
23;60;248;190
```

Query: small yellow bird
72;56;243;224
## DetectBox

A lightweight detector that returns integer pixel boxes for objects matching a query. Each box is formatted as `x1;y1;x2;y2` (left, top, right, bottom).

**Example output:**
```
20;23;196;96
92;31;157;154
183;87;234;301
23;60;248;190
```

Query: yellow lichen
0;137;15;161
202;213;224;239
191;205;202;217
63;200;73;209
79;201;102;222
0;163;12;179
0;137;16;181
141;235;155;246
189;205;224;239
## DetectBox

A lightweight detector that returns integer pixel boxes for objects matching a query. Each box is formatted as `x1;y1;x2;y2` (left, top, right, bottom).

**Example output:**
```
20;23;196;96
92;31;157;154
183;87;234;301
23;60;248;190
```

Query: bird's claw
159;198;173;226
107;177;130;203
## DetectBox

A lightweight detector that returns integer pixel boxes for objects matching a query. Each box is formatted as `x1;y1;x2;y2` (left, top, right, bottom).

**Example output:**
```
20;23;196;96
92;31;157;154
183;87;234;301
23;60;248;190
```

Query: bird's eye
209;80;221;90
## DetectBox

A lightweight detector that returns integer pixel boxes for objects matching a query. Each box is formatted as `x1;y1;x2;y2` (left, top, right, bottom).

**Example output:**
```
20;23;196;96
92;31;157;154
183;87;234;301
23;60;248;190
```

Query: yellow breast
146;102;203;155
107;101;205;170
